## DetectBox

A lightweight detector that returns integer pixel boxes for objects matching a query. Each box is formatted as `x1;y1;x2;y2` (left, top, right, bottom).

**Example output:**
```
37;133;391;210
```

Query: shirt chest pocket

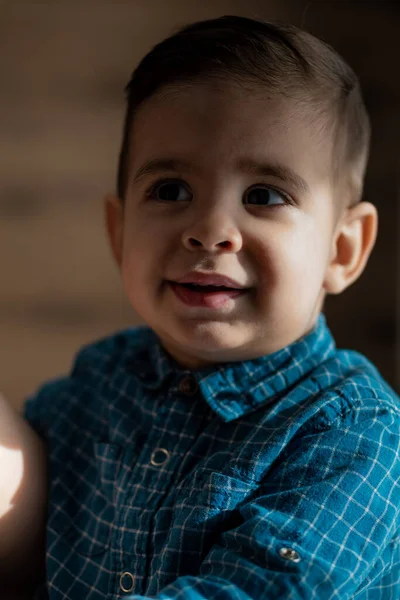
174;468;258;526
153;468;259;581
49;441;122;557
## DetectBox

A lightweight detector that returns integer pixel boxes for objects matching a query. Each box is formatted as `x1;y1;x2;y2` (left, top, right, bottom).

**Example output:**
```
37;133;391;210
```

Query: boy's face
107;81;343;368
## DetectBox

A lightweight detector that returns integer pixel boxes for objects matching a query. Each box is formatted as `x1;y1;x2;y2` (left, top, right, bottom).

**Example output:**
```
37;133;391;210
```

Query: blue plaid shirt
24;312;400;600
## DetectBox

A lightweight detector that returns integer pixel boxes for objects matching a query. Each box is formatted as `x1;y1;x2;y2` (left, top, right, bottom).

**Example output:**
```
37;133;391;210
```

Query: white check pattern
25;313;400;599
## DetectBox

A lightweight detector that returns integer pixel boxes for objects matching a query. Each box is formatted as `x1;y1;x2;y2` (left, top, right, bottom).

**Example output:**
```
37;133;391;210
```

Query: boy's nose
182;226;243;254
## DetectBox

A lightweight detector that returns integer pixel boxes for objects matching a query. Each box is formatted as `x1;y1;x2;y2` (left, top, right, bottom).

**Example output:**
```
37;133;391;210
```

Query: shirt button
279;547;301;562
179;375;198;395
120;571;135;593
150;447;170;466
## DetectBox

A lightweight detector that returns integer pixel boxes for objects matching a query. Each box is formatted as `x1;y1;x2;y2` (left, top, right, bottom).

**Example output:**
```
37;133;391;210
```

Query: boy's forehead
127;81;335;202
139;87;324;153
134;81;299;133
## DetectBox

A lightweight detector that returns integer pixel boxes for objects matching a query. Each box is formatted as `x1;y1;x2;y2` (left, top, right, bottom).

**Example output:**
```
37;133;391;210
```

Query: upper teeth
186;282;226;289
189;283;226;288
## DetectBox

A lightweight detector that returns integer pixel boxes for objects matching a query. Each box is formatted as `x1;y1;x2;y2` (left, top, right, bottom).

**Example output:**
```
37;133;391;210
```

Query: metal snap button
179;375;198;395
150;448;170;466
279;547;301;562
120;571;135;592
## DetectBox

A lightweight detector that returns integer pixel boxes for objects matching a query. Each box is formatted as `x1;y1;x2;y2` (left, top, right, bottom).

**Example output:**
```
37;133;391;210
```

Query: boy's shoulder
70;325;149;378
306;347;400;431
23;326;150;438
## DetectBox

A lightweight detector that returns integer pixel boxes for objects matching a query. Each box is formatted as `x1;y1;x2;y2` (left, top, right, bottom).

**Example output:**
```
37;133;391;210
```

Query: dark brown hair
117;15;370;207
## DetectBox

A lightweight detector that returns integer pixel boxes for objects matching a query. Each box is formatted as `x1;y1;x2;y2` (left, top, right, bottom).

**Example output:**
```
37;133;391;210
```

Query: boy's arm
0;392;47;591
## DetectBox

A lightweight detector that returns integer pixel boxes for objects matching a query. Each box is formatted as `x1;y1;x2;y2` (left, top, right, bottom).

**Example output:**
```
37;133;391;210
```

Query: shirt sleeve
125;401;400;600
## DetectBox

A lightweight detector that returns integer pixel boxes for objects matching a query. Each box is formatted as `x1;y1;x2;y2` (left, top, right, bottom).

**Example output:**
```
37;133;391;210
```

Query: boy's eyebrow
132;157;310;196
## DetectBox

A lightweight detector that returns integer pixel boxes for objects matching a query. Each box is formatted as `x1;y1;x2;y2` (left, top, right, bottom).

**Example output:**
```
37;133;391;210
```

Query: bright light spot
0;445;23;518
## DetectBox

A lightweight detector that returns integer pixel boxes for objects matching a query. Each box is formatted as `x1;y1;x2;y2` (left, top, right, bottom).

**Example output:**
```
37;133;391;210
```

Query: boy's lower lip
167;281;248;308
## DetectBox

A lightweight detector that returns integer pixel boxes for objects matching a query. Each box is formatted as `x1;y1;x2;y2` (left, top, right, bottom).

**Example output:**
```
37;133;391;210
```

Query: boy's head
105;15;378;369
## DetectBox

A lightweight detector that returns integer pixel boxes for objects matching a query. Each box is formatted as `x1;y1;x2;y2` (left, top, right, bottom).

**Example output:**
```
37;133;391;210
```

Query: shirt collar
126;312;336;422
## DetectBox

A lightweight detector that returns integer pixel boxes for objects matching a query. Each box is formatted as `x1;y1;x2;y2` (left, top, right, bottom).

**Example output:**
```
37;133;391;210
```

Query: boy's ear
104;193;124;269
323;201;378;295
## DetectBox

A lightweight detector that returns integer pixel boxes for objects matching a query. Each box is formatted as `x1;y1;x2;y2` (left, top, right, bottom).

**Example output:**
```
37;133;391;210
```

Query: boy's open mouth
175;282;237;292
167;281;248;308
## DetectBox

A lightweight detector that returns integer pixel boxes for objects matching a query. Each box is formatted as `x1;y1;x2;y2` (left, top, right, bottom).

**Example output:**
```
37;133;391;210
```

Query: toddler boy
9;14;400;600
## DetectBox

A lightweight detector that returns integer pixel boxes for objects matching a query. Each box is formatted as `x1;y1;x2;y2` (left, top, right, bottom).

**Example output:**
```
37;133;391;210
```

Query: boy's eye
146;179;290;206
244;185;289;206
146;180;191;202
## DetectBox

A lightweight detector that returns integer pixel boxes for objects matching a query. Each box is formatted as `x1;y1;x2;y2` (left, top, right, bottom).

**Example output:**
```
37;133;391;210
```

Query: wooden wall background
0;0;398;411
